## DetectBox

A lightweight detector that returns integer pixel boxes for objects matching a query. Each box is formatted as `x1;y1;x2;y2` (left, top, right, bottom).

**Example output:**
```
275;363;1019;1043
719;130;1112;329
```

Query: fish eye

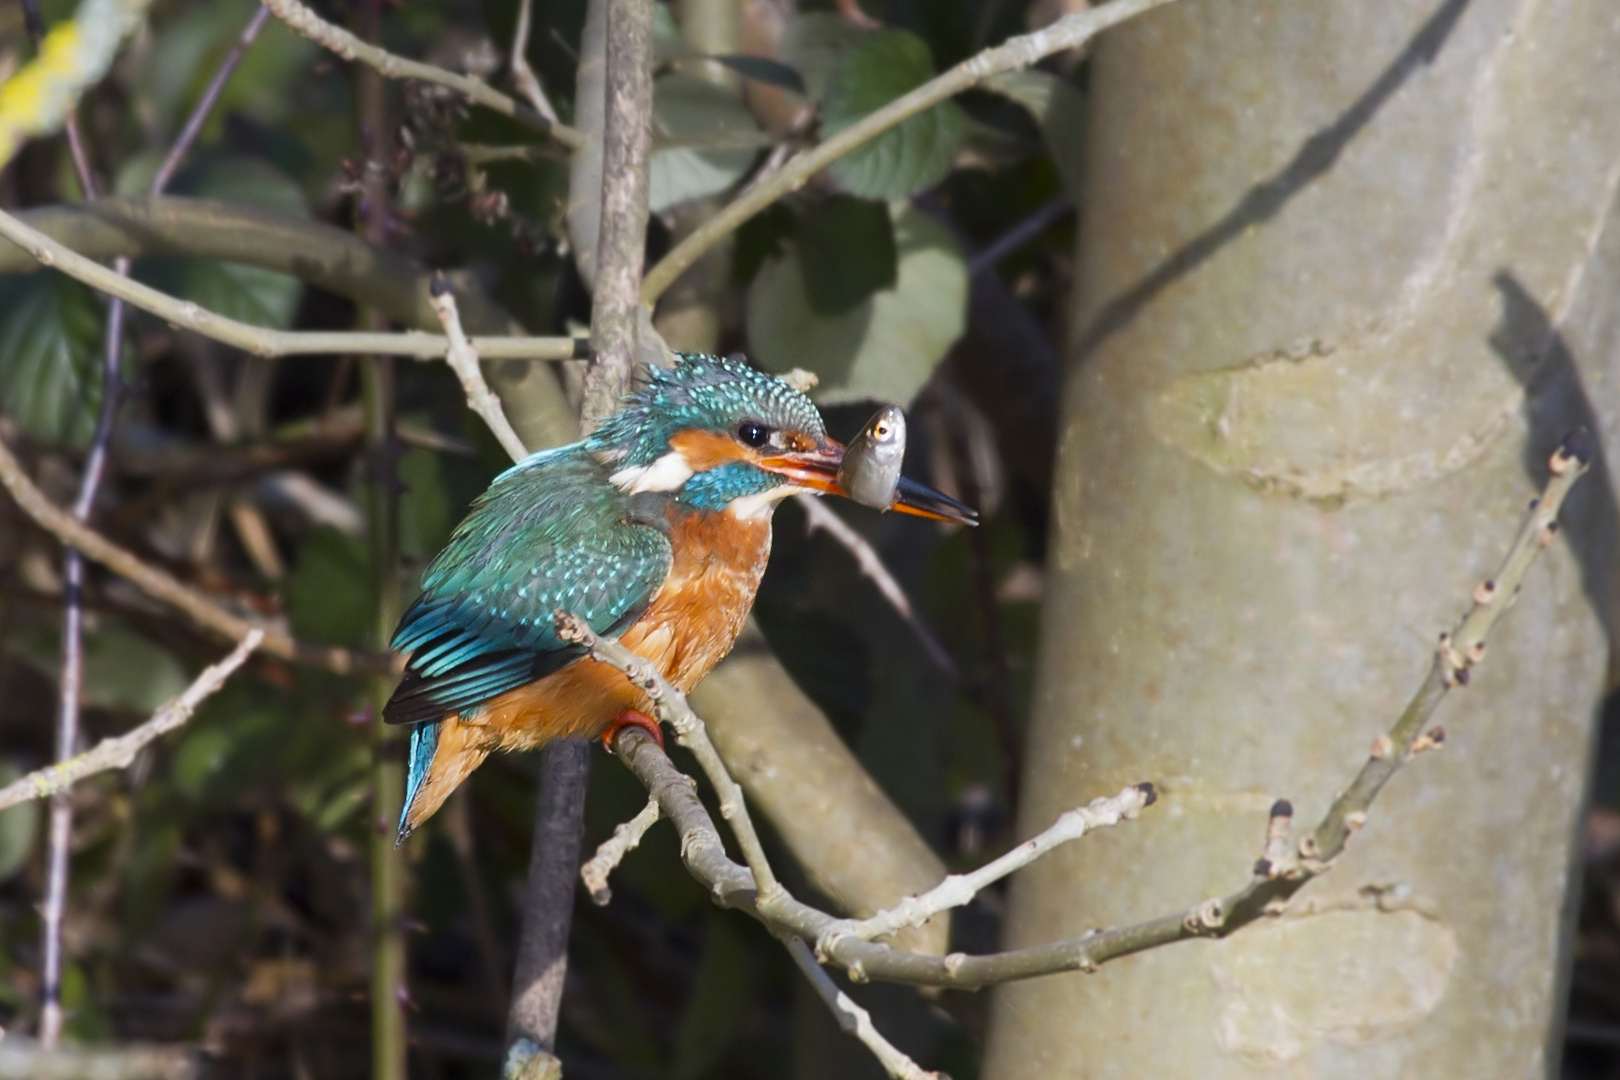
737;422;770;448
874;423;890;438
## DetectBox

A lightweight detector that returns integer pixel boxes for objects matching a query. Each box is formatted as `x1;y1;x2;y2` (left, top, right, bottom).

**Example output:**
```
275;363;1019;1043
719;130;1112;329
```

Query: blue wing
382;443;671;727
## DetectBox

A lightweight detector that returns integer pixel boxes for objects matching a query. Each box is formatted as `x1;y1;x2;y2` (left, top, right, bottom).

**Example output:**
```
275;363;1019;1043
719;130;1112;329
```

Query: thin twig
261;0;583;149
39;50;119;1045
640;0;1185;303
459;142;560;165
0;1040;196;1080
786;939;942;1080
597;432;1590;990
967;195;1071;278
0;203;578;360
580;796;661;905
509;0;561;124
831;784;1153;945
554;612;784;903
2;198;580;349
936;387;1020;809
795;494;966;687
445;789;513;1018
0;633;263;813
0;434;390;675
150;5;271;195
352;14;409;1074
40;245;125;1053
429;278;530;461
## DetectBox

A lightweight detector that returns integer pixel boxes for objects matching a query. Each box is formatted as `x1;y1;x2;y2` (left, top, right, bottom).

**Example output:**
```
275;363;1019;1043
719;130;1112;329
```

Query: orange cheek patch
670;428;753;470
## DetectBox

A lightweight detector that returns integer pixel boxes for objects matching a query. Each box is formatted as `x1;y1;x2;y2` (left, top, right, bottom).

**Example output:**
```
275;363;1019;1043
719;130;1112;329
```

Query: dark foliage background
2;0;1619;1077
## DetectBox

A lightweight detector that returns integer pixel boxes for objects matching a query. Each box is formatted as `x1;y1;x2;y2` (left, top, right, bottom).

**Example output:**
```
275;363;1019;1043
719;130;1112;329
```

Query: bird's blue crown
586;353;826;513
588;353;825;465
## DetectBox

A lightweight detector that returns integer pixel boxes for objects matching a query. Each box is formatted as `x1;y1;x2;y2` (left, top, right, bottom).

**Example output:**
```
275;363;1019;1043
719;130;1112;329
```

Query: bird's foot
601;710;664;754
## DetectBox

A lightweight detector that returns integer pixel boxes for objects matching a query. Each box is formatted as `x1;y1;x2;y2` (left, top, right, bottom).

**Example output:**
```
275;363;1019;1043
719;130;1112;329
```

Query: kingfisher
384;353;975;839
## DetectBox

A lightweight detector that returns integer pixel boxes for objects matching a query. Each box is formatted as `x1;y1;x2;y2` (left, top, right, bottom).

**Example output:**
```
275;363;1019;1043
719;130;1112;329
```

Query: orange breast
464;504;773;753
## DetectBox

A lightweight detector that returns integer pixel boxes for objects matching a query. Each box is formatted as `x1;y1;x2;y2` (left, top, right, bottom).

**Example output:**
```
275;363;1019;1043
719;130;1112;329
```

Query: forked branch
262;0;583;149
641;0;1186;303
0;632;263;812
577;431;1590;1001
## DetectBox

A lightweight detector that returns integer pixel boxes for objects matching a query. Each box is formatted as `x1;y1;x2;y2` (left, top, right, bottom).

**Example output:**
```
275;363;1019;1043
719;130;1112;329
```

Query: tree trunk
984;0;1620;1076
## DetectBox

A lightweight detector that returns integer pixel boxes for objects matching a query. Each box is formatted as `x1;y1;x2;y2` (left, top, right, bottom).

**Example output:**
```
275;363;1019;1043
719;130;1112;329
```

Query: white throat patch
726;484;810;521
610;449;694;494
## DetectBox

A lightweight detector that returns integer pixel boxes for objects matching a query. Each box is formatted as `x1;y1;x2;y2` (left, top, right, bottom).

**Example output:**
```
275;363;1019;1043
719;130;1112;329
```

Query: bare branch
828;783;1155;946
0;632;263;812
429;278;530;461
786;939;942;1080
553;610;785;904
510;0;561;124
580;796;661;905
150;5;271;194
0;1040;195;1080
261;0;583;149
0;198;553;337
0;434;390;675
506;0;655;1063
597;432;1590;990
641;0;1185;302
0;205;578;361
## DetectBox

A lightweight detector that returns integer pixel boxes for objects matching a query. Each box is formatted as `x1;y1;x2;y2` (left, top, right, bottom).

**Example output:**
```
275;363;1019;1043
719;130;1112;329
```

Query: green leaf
286;528;370;648
132;155;309;329
136;0;315;133
778;12;869;102
652;1;684;62
797;195;896;315
983;69;1087;199
80;626;191;713
173;706;280;801
399;446;454;560
669;912;752;1080
821;31;964;199
0;762;40;882
0;273;107;446
747;203;967;405
173;726;235;798
731;202;797;285
9;620;191;714
650;74;764;213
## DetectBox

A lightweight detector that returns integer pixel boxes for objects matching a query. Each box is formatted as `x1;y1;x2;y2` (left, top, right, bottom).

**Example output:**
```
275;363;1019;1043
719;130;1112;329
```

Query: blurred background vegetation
7;0;1620;1077
0;0;1079;1074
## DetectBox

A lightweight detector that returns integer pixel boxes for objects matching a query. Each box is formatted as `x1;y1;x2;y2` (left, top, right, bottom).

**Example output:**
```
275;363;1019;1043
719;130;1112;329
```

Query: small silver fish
838;405;907;510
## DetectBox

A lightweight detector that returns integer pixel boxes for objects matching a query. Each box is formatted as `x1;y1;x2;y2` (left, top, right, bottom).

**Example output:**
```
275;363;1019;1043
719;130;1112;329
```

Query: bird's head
587;353;974;523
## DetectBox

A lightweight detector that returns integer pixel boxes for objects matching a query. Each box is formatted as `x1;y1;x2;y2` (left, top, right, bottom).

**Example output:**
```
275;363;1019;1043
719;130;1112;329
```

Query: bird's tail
396;718;491;843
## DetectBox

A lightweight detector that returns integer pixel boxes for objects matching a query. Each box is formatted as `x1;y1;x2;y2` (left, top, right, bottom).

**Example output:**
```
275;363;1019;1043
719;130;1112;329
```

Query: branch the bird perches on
559;430;1591;1078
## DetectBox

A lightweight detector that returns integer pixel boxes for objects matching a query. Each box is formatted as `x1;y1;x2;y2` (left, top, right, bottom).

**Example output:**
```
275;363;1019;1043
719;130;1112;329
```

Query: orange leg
601;709;665;754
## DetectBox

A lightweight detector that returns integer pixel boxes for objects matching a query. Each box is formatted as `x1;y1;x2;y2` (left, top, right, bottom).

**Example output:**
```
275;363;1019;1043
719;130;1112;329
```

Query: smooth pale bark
693;623;950;956
985;1;1620;1077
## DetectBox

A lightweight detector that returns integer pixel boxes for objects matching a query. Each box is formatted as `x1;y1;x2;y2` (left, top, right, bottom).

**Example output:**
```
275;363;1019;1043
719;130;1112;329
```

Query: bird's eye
737;422;770;448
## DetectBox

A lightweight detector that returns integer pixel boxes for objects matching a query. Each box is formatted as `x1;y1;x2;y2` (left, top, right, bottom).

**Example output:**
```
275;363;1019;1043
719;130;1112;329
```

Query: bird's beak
756;441;979;525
